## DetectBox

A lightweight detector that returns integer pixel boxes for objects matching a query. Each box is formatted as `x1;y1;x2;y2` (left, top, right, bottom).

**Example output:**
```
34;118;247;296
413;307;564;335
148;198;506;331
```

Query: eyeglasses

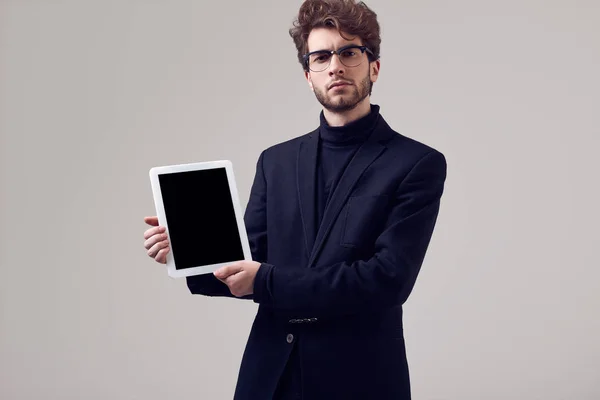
303;44;374;72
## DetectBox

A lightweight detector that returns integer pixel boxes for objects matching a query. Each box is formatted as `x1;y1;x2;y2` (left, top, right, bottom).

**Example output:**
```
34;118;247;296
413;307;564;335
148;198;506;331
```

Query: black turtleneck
316;104;380;228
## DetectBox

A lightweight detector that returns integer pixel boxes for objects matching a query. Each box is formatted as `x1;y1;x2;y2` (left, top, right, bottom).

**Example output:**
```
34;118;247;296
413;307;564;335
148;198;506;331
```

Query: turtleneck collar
319;104;380;147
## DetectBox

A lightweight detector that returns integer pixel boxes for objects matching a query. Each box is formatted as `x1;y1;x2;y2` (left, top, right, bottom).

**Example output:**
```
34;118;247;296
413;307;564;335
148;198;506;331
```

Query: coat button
286;333;294;344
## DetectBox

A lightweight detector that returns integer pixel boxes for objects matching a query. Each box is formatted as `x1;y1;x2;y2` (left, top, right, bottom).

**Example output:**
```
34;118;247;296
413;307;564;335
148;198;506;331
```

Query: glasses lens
339;47;364;67
309;52;331;72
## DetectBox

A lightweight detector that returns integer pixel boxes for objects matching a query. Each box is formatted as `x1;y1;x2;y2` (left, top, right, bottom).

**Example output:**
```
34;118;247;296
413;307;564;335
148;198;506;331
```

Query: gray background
1;0;599;399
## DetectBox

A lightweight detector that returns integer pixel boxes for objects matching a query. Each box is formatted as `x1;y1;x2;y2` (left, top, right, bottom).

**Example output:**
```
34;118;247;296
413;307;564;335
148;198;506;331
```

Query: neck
322;97;372;127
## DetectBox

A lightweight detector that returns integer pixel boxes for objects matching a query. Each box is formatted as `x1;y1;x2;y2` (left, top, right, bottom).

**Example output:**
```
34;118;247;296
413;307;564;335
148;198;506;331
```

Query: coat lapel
306;116;394;268
297;129;320;260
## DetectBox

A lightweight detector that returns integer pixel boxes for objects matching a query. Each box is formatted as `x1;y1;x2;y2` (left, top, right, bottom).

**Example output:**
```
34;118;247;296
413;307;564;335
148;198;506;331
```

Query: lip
329;81;352;90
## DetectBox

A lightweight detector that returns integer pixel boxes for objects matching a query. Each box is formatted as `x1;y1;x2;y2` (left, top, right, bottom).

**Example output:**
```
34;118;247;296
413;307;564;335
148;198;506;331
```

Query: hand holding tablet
143;216;170;264
146;160;253;278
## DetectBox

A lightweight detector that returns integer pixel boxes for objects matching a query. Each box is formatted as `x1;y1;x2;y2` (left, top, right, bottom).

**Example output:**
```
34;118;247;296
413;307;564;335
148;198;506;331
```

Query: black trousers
273;341;302;400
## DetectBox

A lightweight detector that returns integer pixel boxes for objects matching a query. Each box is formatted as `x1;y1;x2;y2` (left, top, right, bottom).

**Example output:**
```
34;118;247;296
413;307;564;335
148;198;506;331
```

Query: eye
341;49;358;57
311;53;331;63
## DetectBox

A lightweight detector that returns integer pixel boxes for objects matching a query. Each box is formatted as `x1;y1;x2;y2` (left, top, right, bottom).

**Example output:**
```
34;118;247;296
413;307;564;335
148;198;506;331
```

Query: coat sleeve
252;150;447;317
186;151;268;299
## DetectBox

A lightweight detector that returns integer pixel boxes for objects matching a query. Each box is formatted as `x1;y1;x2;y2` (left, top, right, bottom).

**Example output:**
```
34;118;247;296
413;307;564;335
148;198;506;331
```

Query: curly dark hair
289;0;381;72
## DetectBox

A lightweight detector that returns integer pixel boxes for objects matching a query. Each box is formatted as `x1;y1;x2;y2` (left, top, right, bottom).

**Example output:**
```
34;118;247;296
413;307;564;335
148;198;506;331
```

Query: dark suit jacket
187;114;447;399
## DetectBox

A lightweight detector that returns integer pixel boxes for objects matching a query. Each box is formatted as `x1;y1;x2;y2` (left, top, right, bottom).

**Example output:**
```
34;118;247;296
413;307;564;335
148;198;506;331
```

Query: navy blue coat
187;114;447;399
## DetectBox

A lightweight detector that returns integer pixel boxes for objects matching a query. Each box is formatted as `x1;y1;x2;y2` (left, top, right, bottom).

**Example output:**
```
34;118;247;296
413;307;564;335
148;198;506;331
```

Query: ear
370;60;381;83
305;70;314;91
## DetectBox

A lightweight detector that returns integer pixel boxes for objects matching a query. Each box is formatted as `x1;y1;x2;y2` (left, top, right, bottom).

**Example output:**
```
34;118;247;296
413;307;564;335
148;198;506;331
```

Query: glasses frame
302;44;375;72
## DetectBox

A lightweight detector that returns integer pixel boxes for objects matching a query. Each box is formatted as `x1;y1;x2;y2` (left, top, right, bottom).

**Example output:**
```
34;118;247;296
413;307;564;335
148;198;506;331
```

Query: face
304;27;380;113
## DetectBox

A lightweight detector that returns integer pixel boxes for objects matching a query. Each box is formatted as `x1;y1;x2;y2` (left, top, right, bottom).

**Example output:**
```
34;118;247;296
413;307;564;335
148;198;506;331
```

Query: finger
223;275;238;295
148;240;169;258
156;247;170;264
214;262;243;279
223;274;249;297
144;216;159;226
144;232;168;250
143;225;166;240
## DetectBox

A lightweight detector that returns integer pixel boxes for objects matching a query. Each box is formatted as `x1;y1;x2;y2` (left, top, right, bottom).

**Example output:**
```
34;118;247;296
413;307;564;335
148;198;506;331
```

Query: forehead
306;27;363;52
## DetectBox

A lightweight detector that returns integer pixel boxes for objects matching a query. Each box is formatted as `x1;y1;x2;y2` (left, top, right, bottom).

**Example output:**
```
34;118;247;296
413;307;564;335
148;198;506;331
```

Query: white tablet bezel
149;160;252;278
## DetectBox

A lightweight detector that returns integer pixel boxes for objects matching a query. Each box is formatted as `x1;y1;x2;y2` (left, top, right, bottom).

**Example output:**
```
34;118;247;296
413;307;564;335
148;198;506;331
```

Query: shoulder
379;116;446;166
258;128;317;161
265;129;316;152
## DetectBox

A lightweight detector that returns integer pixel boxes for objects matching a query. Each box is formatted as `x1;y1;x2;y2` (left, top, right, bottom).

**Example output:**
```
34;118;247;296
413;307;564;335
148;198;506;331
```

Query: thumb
214;262;243;279
144;216;158;226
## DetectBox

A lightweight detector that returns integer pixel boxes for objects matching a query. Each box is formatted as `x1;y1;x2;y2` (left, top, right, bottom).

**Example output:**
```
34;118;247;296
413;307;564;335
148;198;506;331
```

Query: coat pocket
341;195;390;248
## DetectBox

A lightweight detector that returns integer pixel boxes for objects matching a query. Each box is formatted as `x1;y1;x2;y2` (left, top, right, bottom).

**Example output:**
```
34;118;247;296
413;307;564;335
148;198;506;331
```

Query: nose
328;53;345;76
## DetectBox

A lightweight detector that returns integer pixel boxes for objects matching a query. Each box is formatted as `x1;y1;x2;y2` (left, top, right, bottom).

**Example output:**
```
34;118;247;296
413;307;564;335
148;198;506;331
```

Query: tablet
149;160;252;278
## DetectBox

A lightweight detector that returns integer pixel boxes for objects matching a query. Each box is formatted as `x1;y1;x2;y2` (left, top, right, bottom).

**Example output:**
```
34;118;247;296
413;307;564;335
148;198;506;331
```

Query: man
143;0;446;398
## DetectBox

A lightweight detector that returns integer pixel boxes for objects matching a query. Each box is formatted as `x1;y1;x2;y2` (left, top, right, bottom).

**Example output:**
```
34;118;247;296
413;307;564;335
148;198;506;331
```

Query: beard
313;70;373;113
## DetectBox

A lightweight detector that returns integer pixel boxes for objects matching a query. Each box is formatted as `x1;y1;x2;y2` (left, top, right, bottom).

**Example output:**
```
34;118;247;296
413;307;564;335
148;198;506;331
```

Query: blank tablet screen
158;167;244;270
